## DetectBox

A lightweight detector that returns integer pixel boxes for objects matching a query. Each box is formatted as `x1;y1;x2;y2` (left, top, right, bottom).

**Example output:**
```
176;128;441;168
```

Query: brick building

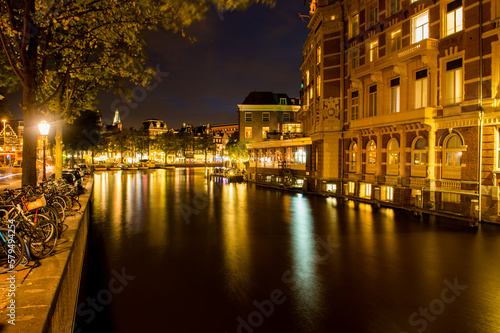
296;0;500;223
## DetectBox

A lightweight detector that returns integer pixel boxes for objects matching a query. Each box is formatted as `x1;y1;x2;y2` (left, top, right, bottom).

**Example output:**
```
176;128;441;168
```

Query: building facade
238;92;301;143
297;0;500;223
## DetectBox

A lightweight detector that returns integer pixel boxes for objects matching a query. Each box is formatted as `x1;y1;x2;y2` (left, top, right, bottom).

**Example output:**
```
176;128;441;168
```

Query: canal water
76;168;500;333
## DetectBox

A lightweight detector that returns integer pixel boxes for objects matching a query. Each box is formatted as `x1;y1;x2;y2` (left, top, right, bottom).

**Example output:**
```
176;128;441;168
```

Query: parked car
78;164;90;175
49;172;75;185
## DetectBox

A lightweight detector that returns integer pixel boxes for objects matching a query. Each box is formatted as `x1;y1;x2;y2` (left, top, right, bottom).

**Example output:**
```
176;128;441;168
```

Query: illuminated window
295;149;306;164
367;140;376;165
316;76;321;97
309;87;313;99
370;41;378;62
245;112;252;122
412;137;428;165
413;11;429;43
360;183;372;198
444;58;463;105
368;85;377;117
349;141;358;172
445;134;462;166
382;186;394;201
306;70;310;86
390;78;400;113
317;45;322;65
388;139;400;165
245;127;252;139
446;0;463;36
262;127;269;139
390;0;401;15
350;13;359;38
391;30;402;52
348;181;356;194
351;91;359;120
368;1;378;28
415;69;428;109
352;48;359;69
262;112;270;122
326;183;337;192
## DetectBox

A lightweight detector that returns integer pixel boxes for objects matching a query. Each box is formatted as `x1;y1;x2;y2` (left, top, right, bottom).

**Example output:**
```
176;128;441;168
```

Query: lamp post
38;120;50;182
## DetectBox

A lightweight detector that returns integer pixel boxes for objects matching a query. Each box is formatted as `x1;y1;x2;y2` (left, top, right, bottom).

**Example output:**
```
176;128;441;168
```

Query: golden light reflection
221;183;250;302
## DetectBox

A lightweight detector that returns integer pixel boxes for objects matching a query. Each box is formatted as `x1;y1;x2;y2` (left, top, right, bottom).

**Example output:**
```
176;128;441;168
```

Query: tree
226;140;250;165
155;131;179;164
0;0;275;186
196;133;216;164
61;109;102;165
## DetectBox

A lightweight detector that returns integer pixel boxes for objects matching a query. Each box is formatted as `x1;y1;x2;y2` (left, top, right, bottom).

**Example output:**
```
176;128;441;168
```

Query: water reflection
83;169;500;333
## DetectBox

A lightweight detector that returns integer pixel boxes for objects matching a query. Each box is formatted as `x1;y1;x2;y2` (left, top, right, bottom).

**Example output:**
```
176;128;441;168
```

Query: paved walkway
0;176;89;330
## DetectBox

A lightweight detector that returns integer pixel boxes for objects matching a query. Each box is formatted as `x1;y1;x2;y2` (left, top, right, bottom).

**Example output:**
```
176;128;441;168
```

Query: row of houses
242;0;500;224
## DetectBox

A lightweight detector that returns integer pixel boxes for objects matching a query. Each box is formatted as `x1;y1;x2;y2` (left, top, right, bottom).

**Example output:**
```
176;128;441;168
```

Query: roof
242;92;294;105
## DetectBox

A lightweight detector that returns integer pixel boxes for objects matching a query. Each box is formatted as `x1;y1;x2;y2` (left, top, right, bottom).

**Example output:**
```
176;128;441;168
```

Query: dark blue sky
11;1;311;130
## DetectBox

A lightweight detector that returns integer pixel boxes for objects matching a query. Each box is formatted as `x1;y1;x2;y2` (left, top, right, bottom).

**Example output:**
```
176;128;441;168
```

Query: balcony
351;107;435;130
395;38;438;63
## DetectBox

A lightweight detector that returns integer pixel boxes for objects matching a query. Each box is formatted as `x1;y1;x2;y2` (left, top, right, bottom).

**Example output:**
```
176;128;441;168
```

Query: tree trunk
20;0;39;187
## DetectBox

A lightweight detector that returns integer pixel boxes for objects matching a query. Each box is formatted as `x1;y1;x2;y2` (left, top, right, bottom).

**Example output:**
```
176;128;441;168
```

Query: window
446;0;463;36
390;78;400;113
280;98;287;105
245;112;252;122
412;138;427;165
444;134;462;166
351;91;359;120
245;127;252;139
317;76;321;97
391;0;401;15
352;48;359;69
445;58;463;105
367;140;376;165
381;186;394;201
391;30;402;52
348;181;356;194
368;1;378;28
360;183;372;198
262;112;270;122
368;85;377;117
388;139;400;165
309;87;314;99
295;148;306;164
350;13;359;38
349;142;358;172
370;41;379;62
306;70;310;86
317;45;322;65
413;11;429;43
283;113;290;122
262;127;269;139
326;183;337;192
442;192;461;203
415;69;428;109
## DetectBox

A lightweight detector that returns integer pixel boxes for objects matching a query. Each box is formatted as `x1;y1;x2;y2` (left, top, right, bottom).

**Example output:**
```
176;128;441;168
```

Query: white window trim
412;10;429;44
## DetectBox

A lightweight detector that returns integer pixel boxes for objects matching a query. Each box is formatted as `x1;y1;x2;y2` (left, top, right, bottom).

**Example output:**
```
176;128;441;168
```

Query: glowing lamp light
38;120;50;136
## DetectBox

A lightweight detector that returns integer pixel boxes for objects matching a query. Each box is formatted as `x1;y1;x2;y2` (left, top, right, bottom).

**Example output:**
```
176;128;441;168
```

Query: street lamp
38;120;50;182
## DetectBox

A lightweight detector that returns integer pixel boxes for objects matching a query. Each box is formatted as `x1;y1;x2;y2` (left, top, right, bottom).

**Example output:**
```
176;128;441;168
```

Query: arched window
442;133;464;179
388;139;400;165
412;137;427;165
387;138;400;175
366;140;376;173
445;134;462;166
349;141;358;172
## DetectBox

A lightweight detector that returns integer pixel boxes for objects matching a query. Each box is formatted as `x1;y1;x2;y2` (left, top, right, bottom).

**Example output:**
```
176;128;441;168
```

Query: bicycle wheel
29;219;58;259
51;201;65;225
0;227;26;274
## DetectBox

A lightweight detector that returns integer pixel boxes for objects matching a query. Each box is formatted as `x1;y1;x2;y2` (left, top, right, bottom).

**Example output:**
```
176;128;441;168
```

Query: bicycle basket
26;195;46;211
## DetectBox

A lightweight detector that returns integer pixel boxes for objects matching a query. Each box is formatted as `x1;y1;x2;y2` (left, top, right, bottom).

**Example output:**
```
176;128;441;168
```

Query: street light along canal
77;168;500;333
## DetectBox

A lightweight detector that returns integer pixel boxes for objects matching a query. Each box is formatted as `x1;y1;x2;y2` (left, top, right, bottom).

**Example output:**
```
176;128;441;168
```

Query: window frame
352;48;359;69
390;29;402;52
351;91;359;120
415;69;429;109
444;58;463;105
368;0;378;28
245;127;252;139
366;140;377;174
445;0;463;36
390;0;401;16
390;77;401;114
262;126;269;139
349;141;358;172
350;13;359;38
245;112;252;122
412;11;429;44
370;40;379;62
442;133;464;179
262;112;270;122
368;85;377;117
282;112;290;123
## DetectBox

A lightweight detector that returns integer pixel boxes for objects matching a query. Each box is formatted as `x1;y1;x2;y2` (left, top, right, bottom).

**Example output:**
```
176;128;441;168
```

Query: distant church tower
113;110;122;131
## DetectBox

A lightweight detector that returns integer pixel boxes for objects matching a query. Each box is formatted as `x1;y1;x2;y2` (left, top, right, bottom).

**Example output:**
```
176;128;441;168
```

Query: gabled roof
242;91;293;105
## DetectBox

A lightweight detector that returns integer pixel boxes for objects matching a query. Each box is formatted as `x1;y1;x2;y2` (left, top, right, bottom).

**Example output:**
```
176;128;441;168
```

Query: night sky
8;1;310;130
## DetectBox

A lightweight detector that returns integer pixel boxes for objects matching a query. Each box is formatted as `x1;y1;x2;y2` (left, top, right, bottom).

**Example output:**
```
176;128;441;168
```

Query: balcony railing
351;107;435;130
